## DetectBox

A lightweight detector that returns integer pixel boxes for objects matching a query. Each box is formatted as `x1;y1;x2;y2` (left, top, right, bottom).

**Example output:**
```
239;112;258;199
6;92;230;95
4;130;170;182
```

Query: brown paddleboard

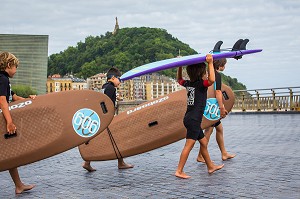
0;90;114;171
79;84;234;161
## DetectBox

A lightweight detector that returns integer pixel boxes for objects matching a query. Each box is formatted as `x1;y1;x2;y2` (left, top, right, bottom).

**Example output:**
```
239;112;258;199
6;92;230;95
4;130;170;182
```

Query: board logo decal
0;100;32;113
203;98;220;121
187;87;195;105
72;108;100;138
127;96;169;115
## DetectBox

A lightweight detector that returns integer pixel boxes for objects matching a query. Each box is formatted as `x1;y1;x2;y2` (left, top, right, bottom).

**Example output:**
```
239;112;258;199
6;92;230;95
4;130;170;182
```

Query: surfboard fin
213;41;223;53
239;39;249;50
232;39;244;51
232;39;250;59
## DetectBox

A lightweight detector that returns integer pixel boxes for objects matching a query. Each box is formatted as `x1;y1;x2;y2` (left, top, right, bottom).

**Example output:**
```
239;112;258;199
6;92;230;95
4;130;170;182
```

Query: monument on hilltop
113;17;119;35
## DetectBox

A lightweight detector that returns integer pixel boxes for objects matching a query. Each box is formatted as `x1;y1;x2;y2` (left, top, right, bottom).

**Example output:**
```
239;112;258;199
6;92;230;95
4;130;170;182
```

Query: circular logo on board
72;108;100;138
203;98;220;121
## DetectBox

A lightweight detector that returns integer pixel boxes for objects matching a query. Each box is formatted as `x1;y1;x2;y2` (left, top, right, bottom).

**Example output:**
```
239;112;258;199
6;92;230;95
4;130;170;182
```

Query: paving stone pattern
1;113;300;198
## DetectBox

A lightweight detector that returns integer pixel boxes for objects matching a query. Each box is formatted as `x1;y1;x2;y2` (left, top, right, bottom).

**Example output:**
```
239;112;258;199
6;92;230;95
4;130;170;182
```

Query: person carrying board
0;52;36;194
175;54;224;179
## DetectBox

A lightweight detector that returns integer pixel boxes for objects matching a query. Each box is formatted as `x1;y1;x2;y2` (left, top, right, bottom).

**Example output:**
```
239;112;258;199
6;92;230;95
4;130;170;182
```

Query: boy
197;58;236;163
82;67;133;171
0;52;36;194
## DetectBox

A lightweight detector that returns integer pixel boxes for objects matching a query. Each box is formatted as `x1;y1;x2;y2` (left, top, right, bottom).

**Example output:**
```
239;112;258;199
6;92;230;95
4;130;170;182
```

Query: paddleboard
120;49;262;81
0;90;115;171
79;84;234;161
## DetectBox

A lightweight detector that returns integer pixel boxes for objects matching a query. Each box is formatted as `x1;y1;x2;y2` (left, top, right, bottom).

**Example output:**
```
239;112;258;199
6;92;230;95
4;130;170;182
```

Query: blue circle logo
203;98;220;121
72;108;101;138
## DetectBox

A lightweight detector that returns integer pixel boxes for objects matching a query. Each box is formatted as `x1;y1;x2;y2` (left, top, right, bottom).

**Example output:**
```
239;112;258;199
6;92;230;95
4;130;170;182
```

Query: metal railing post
256;90;261;111
242;92;246;111
289;88;294;110
271;89;277;111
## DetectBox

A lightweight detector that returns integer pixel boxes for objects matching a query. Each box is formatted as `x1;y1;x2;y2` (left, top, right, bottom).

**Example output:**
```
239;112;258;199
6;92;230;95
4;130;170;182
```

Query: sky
1;0;300;90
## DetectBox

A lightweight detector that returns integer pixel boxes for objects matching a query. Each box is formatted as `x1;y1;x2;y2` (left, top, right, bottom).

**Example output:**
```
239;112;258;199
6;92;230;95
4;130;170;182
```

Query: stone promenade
1;113;299;198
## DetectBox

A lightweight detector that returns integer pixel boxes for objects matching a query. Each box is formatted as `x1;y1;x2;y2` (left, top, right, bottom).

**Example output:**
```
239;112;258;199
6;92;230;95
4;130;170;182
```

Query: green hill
48;27;246;90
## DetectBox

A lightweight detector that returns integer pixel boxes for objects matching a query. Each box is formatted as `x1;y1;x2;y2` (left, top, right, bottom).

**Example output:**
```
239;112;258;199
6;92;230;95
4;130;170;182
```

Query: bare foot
197;155;205;163
208;164;224;174
15;184;35;194
197;156;215;164
175;171;191;179
222;153;236;161
118;163;134;169
82;163;96;172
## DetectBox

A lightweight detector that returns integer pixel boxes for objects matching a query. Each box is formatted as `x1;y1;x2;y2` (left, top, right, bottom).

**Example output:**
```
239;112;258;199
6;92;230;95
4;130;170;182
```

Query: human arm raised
177;66;183;80
206;54;215;85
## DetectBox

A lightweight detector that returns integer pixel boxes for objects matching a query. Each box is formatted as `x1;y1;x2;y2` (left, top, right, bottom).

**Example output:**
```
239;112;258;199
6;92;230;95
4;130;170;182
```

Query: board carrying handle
222;91;229;100
148;121;158;127
100;102;108;114
4;132;17;139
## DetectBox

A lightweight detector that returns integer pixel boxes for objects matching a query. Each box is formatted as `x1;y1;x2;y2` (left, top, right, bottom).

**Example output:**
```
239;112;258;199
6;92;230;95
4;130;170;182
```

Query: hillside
48;27;246;90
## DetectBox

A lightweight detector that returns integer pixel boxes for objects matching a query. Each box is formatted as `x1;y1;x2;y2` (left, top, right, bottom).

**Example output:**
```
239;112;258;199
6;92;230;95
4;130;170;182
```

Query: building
0;34;48;94
47;71;181;100
121;73;182;101
46;74;72;93
86;73;107;91
71;76;88;90
46;74;87;93
146;80;181;100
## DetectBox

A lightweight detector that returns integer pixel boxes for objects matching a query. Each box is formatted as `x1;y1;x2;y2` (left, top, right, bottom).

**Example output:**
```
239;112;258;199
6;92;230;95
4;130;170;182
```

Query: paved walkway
1;113;300;198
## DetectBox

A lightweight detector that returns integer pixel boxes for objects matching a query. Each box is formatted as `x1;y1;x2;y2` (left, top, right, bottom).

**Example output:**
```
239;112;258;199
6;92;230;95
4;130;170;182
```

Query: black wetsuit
0;71;14;103
102;81;116;106
212;70;222;127
178;78;210;140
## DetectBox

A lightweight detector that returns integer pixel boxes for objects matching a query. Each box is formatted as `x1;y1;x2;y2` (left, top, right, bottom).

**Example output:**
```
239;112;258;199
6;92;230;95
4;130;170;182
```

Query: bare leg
82;161;96;172
197;127;213;163
118;158;134;169
215;124;236;161
9;168;35;194
175;139;196;179
199;137;224;174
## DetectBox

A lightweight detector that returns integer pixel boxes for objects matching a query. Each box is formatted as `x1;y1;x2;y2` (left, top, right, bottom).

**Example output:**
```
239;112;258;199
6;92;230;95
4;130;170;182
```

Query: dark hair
186;62;207;82
213;58;227;70
106;67;121;80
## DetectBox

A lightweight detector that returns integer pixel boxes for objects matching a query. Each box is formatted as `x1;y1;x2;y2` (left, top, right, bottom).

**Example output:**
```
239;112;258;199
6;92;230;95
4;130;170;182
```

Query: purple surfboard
120;49;262;81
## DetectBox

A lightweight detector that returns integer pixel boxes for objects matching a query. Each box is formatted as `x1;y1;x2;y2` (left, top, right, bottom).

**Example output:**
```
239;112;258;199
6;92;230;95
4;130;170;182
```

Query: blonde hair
0;52;19;71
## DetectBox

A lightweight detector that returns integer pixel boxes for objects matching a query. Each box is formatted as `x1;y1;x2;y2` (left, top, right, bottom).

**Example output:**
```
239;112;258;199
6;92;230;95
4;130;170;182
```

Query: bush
11;85;37;98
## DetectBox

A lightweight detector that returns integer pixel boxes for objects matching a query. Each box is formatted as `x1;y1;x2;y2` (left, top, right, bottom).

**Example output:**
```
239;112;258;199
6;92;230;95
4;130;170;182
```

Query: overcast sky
1;0;300;90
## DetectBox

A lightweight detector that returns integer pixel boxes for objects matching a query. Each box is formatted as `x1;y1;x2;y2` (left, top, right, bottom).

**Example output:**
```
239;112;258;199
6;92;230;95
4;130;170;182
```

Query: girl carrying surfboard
175;54;224;179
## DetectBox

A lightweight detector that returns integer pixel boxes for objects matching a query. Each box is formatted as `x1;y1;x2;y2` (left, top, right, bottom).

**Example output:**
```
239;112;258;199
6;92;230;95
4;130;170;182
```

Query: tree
48;27;247;89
